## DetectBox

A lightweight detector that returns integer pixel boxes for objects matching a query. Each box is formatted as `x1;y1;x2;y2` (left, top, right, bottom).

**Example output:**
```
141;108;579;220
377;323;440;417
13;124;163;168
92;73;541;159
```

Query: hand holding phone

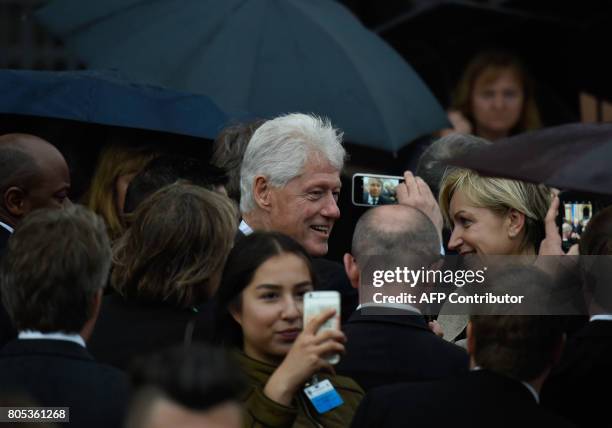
265;306;345;406
304;291;341;364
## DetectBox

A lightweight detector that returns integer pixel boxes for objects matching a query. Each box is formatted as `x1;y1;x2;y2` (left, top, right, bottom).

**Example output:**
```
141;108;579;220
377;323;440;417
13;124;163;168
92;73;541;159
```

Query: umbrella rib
285;0;397;150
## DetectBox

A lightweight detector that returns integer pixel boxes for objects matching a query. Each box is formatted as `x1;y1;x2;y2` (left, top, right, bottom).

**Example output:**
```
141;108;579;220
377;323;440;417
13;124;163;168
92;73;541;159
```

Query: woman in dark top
89;183;237;369
215;232;363;427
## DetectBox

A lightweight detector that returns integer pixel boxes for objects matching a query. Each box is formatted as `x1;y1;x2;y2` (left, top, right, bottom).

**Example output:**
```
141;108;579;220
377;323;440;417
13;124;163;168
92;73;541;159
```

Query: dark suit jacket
0;339;129;428
0;226;16;348
352;370;574;428
235;229;357;323
542;320;612;427
88;294;214;370
362;192;393;206
337;307;468;391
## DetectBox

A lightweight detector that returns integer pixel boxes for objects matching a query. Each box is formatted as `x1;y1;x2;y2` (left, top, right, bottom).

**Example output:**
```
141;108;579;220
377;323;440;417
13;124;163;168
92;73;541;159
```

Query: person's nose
321;192;340;219
280;295;301;322
448;227;463;251
493;93;505;109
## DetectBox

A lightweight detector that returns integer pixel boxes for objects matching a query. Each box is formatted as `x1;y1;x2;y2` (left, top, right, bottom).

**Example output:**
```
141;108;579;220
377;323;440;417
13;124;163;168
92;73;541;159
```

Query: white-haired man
238;113;357;319
239;113;345;257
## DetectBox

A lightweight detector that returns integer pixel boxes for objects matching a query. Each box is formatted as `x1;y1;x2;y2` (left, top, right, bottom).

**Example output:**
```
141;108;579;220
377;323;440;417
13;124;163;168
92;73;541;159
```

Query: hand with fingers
263;309;346;406
536;194;579;279
396;170;444;244
428;320;444;338
438;110;473;137
539;195;565;256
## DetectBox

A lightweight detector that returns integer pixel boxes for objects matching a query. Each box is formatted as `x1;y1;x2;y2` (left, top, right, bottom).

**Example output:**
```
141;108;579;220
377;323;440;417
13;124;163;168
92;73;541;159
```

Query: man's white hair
240;113;345;213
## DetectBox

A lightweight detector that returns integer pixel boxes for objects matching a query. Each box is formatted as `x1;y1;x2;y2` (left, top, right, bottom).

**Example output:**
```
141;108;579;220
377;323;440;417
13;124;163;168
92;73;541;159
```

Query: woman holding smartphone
436;167;551;344
215;231;363;427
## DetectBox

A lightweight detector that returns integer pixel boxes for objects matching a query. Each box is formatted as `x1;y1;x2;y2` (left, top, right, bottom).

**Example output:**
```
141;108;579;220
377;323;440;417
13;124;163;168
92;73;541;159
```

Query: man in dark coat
0;205;129;428
541;205;612;427
0;133;71;347
351;315;572;428
337;204;468;391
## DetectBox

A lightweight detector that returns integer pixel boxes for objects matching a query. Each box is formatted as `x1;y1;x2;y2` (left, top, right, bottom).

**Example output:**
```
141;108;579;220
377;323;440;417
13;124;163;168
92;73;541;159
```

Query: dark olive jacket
234;351;364;428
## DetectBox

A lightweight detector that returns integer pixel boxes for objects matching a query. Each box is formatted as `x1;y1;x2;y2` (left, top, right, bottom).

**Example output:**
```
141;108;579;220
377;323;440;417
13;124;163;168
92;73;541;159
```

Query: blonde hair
439;168;551;252
112;183;238;308
452;51;541;135
84;144;158;240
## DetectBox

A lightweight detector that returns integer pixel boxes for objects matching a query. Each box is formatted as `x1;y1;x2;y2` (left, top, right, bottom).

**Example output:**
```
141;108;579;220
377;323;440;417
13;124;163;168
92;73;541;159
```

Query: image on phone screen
559;201;592;252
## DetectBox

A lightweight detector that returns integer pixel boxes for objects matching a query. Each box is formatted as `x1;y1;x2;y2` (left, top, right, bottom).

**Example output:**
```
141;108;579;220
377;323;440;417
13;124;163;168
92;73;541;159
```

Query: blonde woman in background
84;144;158;240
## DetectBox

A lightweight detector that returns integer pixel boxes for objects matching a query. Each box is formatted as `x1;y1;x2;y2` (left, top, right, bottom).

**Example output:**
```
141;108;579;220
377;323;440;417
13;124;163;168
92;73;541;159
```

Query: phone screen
352;173;403;207
556;190;597;252
559;201;592;250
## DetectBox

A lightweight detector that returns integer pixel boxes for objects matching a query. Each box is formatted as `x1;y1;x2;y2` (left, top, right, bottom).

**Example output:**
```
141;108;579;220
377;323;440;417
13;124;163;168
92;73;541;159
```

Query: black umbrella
36;0;449;153
0;69;230;200
0;69;228;139
448;123;612;195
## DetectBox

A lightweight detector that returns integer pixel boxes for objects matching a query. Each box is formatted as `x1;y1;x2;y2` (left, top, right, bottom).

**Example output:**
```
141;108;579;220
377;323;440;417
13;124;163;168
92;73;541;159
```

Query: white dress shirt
18;330;86;348
0;221;14;234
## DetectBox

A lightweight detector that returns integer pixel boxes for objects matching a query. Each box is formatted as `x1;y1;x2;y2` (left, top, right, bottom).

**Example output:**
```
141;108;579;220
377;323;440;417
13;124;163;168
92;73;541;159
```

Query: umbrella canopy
447;123;612;195
36;0;449;153
0;69;228;139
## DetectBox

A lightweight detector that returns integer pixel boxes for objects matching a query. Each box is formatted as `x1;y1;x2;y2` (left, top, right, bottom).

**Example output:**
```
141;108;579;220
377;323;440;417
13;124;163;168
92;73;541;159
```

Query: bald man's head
351;204;440;264
0;133;70;226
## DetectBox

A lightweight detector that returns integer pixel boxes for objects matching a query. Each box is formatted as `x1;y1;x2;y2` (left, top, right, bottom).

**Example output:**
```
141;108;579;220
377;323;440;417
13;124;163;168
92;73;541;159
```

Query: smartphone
352;173;404;207
303;291;341;365
556;191;599;252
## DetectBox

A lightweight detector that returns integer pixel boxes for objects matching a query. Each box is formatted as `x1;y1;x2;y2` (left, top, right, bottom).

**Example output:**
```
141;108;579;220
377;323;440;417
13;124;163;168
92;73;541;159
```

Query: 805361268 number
1;407;69;423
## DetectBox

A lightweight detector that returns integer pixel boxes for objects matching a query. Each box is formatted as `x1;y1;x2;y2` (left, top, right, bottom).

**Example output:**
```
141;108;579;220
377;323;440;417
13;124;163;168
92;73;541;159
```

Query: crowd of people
0;53;609;428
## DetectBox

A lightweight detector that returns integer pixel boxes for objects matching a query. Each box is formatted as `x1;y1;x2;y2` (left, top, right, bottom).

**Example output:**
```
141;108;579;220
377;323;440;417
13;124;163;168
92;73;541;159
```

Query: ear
253;175;273;212
343;253;360;289
506;208;526;239
229;304;243;327
4;186;28;217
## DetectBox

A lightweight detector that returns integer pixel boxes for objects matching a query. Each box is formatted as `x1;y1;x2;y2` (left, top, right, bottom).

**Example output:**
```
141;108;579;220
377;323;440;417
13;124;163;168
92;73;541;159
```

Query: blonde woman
437;168;551;343
84;144;158;240
439;168;550;256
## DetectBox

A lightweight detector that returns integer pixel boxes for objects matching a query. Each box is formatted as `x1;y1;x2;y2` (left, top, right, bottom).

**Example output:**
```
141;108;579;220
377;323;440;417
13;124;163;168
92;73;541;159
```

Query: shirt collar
521;381;540;404
239;219;254;236
0;221;14;234
590;314;612;322
18;330;86;348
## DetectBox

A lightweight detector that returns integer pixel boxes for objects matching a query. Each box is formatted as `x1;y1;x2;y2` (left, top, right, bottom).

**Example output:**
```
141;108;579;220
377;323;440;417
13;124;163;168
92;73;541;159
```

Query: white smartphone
352;173;404;207
303;291;341;365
